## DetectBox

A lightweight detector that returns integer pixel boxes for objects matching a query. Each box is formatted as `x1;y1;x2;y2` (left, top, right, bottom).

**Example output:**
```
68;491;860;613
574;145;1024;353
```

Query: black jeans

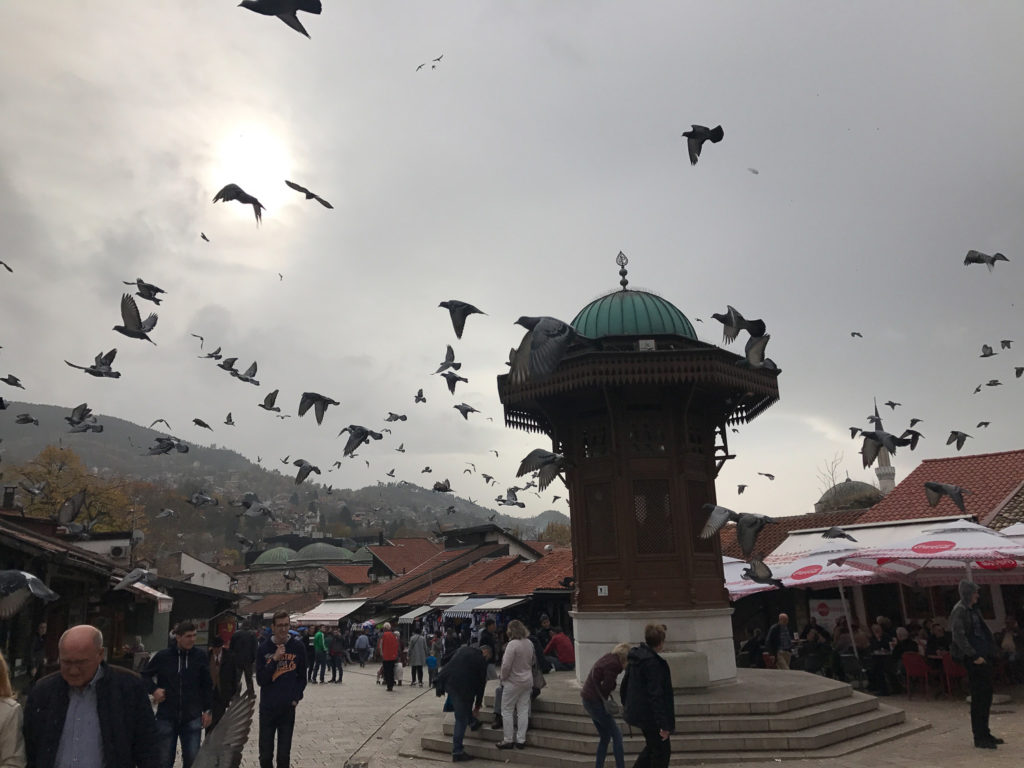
330;655;343;682
240;662;255;695
633;727;670;768
966;660;993;741
382;660;396;690
410;665;423;684
259;705;296;768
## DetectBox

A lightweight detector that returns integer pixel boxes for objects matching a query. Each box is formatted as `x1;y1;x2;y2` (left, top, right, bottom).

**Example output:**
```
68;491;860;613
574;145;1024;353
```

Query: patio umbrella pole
838;583;859;661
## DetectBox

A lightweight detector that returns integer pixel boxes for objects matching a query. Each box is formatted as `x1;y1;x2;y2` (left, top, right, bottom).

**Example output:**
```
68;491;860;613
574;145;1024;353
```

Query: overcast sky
1;2;1022;521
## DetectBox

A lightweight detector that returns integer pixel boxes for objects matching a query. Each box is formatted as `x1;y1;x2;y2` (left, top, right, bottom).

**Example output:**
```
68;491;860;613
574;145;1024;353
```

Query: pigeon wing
699;504;736;539
277;11;311;37
298;392;315;417
192;693;256;768
120;294;144;331
285;180;310;196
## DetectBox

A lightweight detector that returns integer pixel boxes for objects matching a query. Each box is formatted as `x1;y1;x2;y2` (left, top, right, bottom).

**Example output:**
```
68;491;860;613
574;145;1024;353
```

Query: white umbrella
999;522;1024;538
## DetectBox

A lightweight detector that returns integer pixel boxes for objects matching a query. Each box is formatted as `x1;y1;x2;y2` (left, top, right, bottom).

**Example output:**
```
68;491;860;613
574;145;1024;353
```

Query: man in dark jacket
207;636;241;734
950;580;1002;749
435;644;491;762
257;611;307;768
24;624;159;768
230;623;258;695
621;624;674;768
765;613;793;669
141;622;213;768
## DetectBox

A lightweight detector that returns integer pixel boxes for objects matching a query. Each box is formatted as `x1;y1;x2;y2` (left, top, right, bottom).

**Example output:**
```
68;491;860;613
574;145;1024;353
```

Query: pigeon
740;334;776;370
980;344;997;358
285;180;333;208
193;418;213;431
280;455;290;465
1001;339;1014;349
432;479;452;493
822;526;857;542
259;390;281;412
122;278;166;305
741;557;784;588
19;480;46;498
113;294;158;344
757;472;775;481
899;428;924;450
986;379;1002;387
64;402;93;426
946;431;972;450
190;692;256;768
510;316;585;384
338;425;384;456
496;488;525;508
200;233;209;242
710;306;766;344
453;403;479;420
1;375;25;389
155;508;178;519
0;261;12;274
218;358;239;373
298;392;339;424
15;414;38;426
233;361;260;386
150;418;172;430
213;183;265;225
439;371;468;394
681;124;724;166
481;474;495;485
747;168;759;175
977;421;990;428
0;398;7;410
465;462;476;472
384;412;407;423
66;348;121;378
113;568;158;591
0;571;59;618
737;484;747;495
68;421;103;434
884;400;901;410
235;533;255;549
850;332;863;338
924;481;972;513
699;504;775;559
963;250;1009;271
490;450;499;458
1016;367;1024;379
439;300;486;339
552;495;561;503
516;449;565;491
186;491;218;508
421;466;432;473
199;346;223;360
395;443;405;453
385;469;395;478
908;418;923;428
293;459;321;485
434;344;461;374
225;412;235;426
238;0;322;38
414;389;426;404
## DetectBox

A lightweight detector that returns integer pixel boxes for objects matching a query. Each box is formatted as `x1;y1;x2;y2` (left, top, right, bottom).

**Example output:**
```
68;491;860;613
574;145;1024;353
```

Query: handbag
531;656;546;690
603;694;620;716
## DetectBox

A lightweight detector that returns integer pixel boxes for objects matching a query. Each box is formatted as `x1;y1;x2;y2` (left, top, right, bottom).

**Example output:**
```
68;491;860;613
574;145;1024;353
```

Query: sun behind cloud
209;124;293;220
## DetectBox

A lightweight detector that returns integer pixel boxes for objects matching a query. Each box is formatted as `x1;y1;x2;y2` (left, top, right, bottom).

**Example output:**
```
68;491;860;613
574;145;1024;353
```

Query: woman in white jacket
0;650;25;768
496;619;535;750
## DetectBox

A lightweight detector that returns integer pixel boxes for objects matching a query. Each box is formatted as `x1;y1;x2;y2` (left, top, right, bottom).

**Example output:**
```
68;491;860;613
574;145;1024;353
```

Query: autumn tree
539;521;571;547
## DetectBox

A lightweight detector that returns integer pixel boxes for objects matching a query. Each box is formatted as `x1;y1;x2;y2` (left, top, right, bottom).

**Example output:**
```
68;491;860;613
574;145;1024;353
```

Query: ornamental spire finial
616;250;629;290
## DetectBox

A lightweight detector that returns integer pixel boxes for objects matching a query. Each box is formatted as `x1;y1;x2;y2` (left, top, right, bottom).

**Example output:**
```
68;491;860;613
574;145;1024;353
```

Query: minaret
875;447;896;494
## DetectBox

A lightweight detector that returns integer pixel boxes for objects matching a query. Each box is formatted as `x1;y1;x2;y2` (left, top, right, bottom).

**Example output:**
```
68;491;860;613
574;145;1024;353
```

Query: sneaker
452;753;475;762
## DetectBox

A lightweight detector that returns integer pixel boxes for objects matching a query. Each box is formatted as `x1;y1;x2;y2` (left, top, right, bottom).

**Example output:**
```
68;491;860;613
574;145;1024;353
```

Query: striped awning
443;596;494;618
130;582;173;614
472;597;528;612
430;593;471;607
292;599;366;623
398;605;434;624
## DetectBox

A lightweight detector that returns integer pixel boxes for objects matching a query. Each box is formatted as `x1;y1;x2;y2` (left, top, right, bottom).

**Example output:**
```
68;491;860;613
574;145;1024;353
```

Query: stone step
421;708;927;766
479;690;880;735
443;702;904;754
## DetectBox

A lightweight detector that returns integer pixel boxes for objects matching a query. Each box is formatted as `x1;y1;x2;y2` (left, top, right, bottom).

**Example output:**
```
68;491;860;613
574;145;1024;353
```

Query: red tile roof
718;508;868;560
240;592;321;616
397;556;522;606
482;549;575;594
856;449;1024;525
370;538;443;576
355;545;488;600
324;565;371;584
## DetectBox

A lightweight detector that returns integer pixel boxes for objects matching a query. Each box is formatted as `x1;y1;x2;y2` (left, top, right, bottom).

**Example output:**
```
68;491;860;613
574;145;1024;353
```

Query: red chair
901;652;938;699
940;652;968;697
762;652;777;669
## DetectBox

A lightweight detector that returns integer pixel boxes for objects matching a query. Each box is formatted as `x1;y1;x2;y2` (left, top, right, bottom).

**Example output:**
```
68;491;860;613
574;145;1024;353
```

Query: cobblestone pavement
228;664;1024;768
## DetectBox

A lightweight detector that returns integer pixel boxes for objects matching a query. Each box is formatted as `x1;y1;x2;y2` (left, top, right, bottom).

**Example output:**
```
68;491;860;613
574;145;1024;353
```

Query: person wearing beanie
949;579;1001;749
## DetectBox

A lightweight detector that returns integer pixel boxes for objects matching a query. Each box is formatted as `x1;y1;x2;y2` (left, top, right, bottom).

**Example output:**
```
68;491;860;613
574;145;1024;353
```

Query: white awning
292;599;366;623
472;597;528;612
398;605;435;624
130;582;173;614
430;593;470;608
443;596;494;618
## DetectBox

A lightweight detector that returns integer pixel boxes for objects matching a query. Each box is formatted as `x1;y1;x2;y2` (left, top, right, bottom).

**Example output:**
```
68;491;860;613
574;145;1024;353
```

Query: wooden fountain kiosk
497;255;780;687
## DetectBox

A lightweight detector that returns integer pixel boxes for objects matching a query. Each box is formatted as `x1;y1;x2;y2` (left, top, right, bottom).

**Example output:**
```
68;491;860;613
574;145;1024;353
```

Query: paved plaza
225;663;1024;768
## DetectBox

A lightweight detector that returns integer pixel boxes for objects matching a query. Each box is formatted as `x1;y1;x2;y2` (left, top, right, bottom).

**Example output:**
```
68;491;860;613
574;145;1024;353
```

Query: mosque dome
571;289;697;340
252;546;297;566
814;479;883;513
292;542;354;562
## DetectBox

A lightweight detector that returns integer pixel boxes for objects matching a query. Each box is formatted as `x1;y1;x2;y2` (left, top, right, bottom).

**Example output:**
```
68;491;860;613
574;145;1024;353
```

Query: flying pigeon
66;348;121;378
977;421;990;428
259;389;281;412
432;479;452;493
15;414;38;426
218;358;239;374
757;472;775;481
150;418;172;430
0;375;24;389
233;361;260;386
822;526;857;542
980;344;997;358
421;466;432;473
193;418;213;431
298;392;339;424
1016;367;1023;379
899;428;924;450
113;568;158;591
740;334;776;370
280;455;290;465
213;183;265;225
199;346;223;360
293;459;321;485
681;124;724;165
908;418;923;428
850;332;863;338
710;305;766;344
414;389;426;404
200;233;209;242
1000;339;1013;349
453;403;479;420
224;412;235;426
186;491;218;508
338;425;384;456
510;316;585;384
516;449;565;491
737;484;747;495
963;250;1009;271
481;474;494;485
439;300;486;339
235;533;255;549
923;482;972;513
0;261;12;273
155;508;178;519
0;571;59;618
496;488;526;508
385;469;395;477
122;278;166;305
946;431;972;450
396;443;405;453
285;180;333;208
439;371;468;394
741;557;784;588
435;345;461;374
884;401;901;410
191;692;256;768
113;293;157;344
986;379;1002;387
699;504;775;559
19;480;46;497
238;0;322;38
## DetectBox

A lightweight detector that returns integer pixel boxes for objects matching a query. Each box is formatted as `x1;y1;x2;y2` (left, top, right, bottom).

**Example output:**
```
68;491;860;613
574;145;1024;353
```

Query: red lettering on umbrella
911;540;955;554
791;565;823;580
976;559;1017;571
876;557;896;565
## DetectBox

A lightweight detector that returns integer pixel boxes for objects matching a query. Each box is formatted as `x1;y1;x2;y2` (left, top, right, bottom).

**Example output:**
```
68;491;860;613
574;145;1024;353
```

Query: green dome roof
571;289;697;340
292;543;354;562
252;546;297;566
